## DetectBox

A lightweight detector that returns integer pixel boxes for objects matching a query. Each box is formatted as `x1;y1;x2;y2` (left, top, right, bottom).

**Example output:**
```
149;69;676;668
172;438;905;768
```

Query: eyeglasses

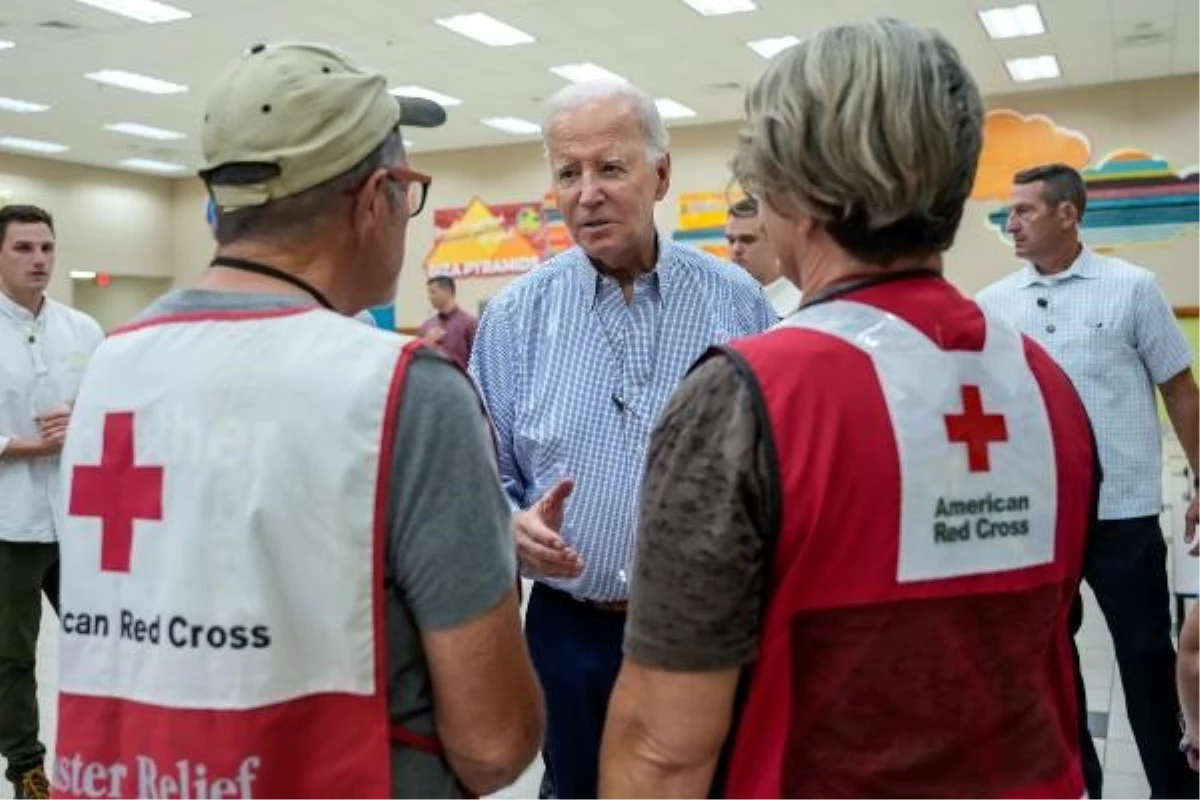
385;164;432;218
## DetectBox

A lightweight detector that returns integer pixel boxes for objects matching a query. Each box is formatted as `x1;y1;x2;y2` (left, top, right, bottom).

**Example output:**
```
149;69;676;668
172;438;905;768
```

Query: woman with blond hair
601;17;1097;798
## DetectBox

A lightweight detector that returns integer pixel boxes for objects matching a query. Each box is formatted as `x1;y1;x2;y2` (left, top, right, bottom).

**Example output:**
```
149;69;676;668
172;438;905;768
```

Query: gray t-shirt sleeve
388;349;517;631
625;354;772;671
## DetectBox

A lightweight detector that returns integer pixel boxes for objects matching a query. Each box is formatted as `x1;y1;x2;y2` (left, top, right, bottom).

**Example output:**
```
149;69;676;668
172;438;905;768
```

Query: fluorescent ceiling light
104;121;185;140
435;13;534;46
550;63;628;84
481;116;541;135
70;0;190;24
119;157;187;173
403;139;414;148
0;40;14;51
747;35;800;59
979;4;1045;40
0;136;69;154
1005;54;1060;82
390;85;462;107
679;0;756;15
70;271;97;280
0;96;49;113
655;98;697;119
86;69;187;95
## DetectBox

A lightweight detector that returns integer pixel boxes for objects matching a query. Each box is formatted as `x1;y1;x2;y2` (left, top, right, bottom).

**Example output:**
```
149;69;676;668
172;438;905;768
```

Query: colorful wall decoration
671;189;744;259
423;194;571;280
974;109;1199;251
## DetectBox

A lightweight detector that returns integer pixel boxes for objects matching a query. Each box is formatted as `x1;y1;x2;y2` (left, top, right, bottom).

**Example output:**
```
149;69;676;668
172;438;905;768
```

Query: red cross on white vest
944;385;1008;473
69;411;164;573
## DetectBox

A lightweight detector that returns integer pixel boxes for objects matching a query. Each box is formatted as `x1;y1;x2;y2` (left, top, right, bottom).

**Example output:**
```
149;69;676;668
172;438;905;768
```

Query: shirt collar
0;289;44;324
576;230;673;303
1017;245;1097;288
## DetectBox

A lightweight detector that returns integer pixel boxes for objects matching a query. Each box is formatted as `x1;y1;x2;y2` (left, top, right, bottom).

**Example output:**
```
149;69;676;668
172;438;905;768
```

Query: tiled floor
3;575;1183;799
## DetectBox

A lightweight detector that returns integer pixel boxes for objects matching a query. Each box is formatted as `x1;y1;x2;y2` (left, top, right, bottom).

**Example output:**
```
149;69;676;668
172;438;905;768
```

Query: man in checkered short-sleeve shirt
977;163;1199;799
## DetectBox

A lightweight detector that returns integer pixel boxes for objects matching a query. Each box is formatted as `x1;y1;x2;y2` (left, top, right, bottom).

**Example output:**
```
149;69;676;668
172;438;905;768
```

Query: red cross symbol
944;385;1008;473
69;412;164;573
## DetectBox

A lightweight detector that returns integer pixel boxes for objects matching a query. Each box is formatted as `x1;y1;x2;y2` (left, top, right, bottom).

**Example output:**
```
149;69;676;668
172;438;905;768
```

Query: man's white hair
541;79;669;162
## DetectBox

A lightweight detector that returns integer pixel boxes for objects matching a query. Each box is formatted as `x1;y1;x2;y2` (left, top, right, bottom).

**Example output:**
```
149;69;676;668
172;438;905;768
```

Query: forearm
0;436;56;461
1167;395;1199;474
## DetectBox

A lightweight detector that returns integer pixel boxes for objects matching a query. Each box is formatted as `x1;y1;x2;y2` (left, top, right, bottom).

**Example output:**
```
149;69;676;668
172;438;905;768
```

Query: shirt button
1046;324;1056;334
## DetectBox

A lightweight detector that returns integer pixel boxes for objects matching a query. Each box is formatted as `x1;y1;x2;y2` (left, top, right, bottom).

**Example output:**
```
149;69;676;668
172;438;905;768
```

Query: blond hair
732;17;983;263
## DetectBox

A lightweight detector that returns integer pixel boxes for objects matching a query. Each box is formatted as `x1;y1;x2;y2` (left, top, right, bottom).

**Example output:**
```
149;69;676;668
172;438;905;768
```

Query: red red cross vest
717;276;1093;798
53;306;439;799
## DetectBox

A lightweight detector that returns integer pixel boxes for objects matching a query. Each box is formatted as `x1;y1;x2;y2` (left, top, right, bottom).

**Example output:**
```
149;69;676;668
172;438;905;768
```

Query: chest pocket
1060;304;1130;380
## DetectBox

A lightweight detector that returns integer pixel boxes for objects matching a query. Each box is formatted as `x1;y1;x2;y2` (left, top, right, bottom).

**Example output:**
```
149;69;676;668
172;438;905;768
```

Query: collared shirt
469;237;776;601
765;276;802;318
977;246;1193;520
418;306;477;369
0;291;104;541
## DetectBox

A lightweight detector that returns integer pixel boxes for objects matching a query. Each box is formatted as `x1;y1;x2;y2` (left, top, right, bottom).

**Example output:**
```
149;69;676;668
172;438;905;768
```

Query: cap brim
396;96;446;128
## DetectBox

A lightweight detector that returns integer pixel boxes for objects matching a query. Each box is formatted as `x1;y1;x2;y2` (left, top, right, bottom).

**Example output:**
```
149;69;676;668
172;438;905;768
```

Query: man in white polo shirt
0;204;103;799
978;162;1199;799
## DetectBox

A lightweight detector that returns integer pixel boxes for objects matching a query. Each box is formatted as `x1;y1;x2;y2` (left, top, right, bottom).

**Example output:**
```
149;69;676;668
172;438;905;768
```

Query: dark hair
0;204;54;248
427;275;456;294
727;196;759;218
1013;163;1087;221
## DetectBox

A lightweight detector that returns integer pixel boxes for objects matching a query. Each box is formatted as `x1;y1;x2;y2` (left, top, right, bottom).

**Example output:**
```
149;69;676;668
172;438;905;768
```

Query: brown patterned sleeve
625;352;773;671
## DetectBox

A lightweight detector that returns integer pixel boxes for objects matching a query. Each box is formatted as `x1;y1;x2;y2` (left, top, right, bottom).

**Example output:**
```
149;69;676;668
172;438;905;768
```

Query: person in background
470;77;775;798
0;204;103;800
978;162;1200;799
725;195;800;318
53;42;541;799
601;18;1095;798
419;275;477;369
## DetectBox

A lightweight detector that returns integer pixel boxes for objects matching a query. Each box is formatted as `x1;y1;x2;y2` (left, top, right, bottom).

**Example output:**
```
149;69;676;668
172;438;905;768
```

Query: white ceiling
0;0;1195;176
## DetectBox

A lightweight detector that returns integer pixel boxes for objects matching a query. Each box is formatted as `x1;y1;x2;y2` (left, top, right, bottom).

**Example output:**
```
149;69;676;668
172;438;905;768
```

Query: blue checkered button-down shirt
977;247;1194;520
469;237;776;600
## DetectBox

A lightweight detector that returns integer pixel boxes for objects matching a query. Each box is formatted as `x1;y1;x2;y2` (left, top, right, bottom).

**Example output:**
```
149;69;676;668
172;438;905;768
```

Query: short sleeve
625;354;773;671
388;351;517;630
1132;274;1193;385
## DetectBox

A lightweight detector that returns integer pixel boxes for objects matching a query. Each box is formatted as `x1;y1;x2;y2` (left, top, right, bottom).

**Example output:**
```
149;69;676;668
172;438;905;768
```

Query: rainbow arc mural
975;110;1199;251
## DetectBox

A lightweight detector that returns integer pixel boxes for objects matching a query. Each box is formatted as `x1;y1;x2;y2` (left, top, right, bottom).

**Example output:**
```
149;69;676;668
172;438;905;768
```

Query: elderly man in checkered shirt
978;162;1199;800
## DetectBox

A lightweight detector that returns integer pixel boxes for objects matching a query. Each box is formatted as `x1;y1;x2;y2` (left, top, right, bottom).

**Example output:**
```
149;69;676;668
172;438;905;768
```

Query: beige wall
6;75;1197;325
73;275;175;330
0;152;175;307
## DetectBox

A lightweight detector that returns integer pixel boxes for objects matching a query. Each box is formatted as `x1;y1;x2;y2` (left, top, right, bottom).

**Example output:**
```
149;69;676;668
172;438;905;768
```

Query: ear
654;153;671;201
1056;200;1079;229
351;168;391;237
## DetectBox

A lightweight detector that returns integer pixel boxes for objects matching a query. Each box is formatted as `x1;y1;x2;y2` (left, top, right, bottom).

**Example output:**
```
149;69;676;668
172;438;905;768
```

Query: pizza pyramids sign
424;197;543;279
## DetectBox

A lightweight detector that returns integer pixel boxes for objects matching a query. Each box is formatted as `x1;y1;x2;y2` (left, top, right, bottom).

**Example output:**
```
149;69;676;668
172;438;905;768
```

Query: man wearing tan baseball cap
53;42;542;800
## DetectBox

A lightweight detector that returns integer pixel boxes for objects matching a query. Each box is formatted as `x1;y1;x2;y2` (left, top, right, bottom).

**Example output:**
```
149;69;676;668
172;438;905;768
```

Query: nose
579;172;603;207
1005;213;1021;235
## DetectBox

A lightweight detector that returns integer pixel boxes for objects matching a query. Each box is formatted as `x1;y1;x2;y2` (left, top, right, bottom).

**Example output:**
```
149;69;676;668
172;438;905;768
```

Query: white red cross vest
716;276;1093;798
52;305;435;799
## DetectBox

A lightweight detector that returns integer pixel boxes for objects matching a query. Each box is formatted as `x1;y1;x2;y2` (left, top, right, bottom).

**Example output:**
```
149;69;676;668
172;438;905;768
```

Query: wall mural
671;189;744;259
423;195;571;280
976;109;1199;251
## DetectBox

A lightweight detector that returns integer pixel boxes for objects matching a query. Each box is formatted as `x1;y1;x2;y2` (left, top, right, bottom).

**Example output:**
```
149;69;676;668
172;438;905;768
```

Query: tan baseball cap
199;42;446;211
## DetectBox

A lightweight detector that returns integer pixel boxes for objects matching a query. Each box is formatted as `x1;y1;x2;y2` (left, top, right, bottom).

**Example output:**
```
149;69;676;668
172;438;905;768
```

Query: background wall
0;151;175;310
73;275;174;330
5;75;1197;329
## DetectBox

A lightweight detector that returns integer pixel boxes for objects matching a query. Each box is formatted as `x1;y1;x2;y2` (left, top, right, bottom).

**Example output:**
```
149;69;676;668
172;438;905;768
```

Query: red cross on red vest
944;385;1008;473
69;411;164;573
